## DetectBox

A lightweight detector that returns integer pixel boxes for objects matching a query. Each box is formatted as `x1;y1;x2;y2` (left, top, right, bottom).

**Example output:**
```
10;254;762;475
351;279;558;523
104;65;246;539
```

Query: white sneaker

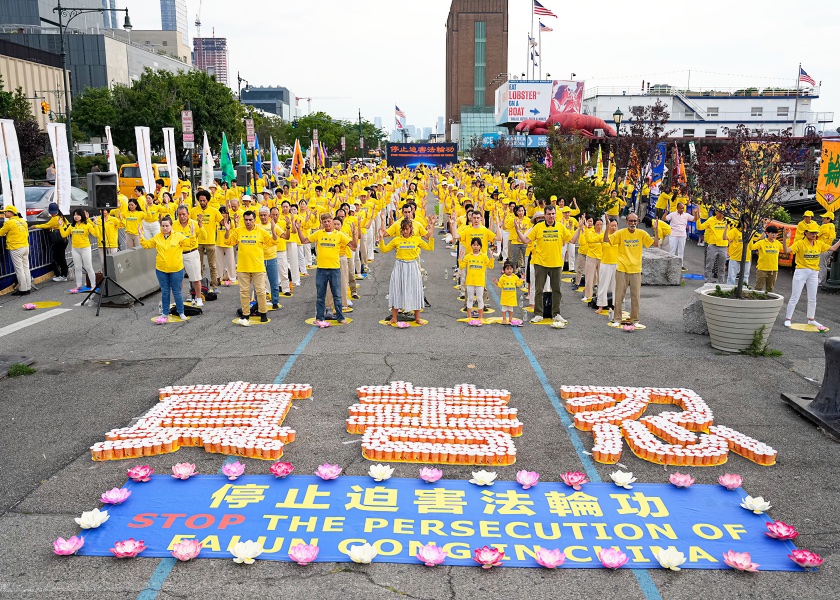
237;317;251;327
178;314;188;321
194;298;204;307
551;321;565;329
53;276;67;282
808;320;827;330
347;300;354;308
784;320;791;327
530;315;544;324
554;314;568;324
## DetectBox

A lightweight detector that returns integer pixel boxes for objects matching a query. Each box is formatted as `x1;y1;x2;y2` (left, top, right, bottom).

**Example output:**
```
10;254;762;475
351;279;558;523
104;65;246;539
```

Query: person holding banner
32;203;69;281
0;205;32;295
60;209;98;292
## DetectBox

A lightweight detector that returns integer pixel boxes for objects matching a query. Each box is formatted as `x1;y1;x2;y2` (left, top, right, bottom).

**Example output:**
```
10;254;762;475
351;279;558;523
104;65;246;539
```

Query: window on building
162;41;168;46
682;129;695;138
751;107;763;117
777;106;789;117
474;21;486;107
705;129;717;137
707;106;719;117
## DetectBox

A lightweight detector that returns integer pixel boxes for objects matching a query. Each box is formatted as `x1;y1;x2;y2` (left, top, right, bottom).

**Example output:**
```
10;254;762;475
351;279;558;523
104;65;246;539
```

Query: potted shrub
692;125;809;352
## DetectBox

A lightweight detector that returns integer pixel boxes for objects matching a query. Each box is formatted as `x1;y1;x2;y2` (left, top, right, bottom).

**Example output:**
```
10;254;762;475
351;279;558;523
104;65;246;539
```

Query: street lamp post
54;0;132;184
237;72;250;103
612;107;623;195
523;127;530;165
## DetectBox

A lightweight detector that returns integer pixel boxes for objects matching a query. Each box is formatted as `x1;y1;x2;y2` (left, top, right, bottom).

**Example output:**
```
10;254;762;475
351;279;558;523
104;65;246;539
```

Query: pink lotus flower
316;320;331;328
110;538;147;558
153;315;168;324
516;470;540;490
222;280;232;286
718;473;743;490
598;547;629;569
789;549;823;569
23;303;37;310
270;461;294;478
171;462;196;479
561;471;588;490
722;550;759;572
397;322;410;328
468;319;482;327
53;535;84;555
419;467;443;483
416;543;447;566
765;521;799;541
315;464;342;480
535;547;566;569
222;460;245;480
126;465;153;482
510;318;523;326
69;288;80;294
473;545;504;569
170;539;202;561
288;543;319;565
669;472;695;488
622;323;636;332
100;487;131;505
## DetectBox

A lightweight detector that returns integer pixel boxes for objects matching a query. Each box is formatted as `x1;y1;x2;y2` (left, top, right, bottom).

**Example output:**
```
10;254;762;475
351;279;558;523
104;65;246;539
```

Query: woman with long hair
60;209;98;291
378;216;436;325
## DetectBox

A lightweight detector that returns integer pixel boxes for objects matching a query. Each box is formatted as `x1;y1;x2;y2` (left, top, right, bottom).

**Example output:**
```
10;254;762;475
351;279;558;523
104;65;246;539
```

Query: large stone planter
697;286;784;353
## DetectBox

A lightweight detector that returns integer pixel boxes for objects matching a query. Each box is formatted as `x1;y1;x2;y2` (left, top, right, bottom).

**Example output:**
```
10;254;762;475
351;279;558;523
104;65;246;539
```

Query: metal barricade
0;229;56;292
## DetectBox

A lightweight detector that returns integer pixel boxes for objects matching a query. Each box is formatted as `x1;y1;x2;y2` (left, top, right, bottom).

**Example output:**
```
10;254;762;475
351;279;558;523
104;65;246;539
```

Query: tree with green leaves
0;75;47;176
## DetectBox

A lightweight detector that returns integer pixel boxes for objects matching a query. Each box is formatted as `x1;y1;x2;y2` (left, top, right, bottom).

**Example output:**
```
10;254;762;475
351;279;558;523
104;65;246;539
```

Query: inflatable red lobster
512;82;615;137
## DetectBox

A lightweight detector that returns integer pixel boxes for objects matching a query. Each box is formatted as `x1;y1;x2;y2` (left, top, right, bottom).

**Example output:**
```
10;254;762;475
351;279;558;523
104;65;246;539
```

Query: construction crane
195;0;202;38
295;96;349;115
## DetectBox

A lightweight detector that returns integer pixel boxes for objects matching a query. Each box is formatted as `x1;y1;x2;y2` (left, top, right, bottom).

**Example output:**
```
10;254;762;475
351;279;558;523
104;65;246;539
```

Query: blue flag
253;134;263;179
270;136;279;182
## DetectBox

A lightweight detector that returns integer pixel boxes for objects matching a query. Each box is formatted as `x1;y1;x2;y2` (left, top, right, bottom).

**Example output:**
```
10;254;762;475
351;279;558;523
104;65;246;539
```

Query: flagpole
538;25;542;79
791;62;800;136
526;33;530;79
530;2;535;79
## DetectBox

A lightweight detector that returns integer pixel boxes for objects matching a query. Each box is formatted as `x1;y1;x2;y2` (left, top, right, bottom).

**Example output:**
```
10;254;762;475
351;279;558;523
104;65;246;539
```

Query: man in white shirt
664;202;695;268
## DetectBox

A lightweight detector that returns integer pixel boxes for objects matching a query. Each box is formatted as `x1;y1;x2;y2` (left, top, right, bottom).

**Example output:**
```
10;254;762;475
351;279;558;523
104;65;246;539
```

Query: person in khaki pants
604;213;659;325
223;210;277;326
190;190;222;289
0;205;31;295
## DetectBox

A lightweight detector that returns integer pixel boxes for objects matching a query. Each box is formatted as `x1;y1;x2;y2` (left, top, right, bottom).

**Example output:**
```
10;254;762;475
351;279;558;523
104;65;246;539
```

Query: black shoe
236;308;245;318
259;312;268;323
272;303;280;310
11;290;24;296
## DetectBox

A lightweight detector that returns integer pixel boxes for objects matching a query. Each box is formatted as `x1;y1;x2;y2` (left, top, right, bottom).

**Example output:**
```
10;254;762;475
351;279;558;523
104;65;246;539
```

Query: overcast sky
119;0;838;133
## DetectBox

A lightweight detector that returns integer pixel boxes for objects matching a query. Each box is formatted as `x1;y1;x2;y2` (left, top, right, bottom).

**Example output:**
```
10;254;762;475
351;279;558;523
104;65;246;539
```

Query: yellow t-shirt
749;238;783;272
655;192;673;211
96;215;124;249
189;205;222;245
387;220;427;238
459;252;494;286
497;273;522;306
227;226;274;273
697;217;728;247
601;236;619;265
171;218;202;252
310;229;351;270
609;228;654;273
457;224;495;250
143;203;160;223
584;228;604;261
61;221;97;249
818;223;836;245
655;219;672;239
0;216;29;249
139;231;191;272
789;239;830;271
258;221;280;260
380;235;433;261
529;221;573;268
727;228;743;261
123;210;145;236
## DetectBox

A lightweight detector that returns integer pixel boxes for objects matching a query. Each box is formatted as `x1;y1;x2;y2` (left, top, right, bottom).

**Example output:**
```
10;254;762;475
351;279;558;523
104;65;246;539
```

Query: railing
584;85;821;99
588;109;834;124
0;229;55;292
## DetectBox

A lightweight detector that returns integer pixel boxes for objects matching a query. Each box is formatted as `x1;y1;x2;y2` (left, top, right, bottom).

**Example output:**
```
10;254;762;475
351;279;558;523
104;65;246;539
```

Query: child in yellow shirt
493;261;523;326
459;238;494;325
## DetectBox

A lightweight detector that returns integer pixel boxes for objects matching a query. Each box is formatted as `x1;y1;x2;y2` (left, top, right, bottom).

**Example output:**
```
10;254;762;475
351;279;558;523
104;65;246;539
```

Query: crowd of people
1;162;838;332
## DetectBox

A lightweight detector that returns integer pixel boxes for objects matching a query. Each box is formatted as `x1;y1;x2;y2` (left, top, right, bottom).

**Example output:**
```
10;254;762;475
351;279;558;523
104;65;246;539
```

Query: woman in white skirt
378;215;437;325
596;218;619;314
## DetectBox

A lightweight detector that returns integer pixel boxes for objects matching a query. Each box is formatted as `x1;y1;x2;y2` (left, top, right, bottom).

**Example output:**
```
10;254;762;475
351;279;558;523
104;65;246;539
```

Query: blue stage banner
481;133;548;149
75;475;801;570
386;144;458;169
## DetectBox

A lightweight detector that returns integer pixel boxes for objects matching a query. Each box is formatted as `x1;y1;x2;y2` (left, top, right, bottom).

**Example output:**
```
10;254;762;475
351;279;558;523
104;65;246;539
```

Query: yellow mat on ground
24;301;62;309
789;323;829;332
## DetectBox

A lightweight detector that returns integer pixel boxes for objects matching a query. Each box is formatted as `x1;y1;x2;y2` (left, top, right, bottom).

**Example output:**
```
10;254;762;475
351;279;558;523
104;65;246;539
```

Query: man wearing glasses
603;214;659;326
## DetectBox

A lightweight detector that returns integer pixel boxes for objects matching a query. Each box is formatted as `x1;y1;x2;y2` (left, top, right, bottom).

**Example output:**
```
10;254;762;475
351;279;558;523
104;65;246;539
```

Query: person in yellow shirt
655;188;673;218
604;213;659;325
139;214;194;322
596;219;620;314
123;198;145;248
60;209;99;291
505;205;531;271
794;210;815;242
214;206;236;283
749;224;786;293
818;211;836;285
493;261;524;325
258;206;291;310
296;212;356;325
191;190;223;288
459;237;495;324
784;222;840;329
173;205;207;306
32;202;69;282
582;217;605;303
378;216;436;325
92;209;124;265
654;218;672;253
224;209;277;326
142;193;161;238
1;205;32;294
695;207;728;283
724;221;758;286
559;207;579;271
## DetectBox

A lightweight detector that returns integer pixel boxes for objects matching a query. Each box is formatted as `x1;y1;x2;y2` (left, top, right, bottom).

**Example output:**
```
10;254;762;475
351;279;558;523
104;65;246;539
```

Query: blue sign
76;475;801;570
481;134;548;149
386;143;458;169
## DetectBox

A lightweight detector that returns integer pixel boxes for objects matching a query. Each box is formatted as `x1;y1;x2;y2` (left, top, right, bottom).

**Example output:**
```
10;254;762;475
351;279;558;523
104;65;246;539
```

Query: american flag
395;117;403;130
395;105;406;119
533;0;557;18
539;21;553;32
799;67;816;86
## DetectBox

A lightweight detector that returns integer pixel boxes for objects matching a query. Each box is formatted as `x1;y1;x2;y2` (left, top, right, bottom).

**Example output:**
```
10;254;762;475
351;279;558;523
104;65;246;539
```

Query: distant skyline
116;0;838;131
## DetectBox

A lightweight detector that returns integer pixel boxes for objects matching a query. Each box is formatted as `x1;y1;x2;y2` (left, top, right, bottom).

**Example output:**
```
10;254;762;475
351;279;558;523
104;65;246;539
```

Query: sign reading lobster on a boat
495;80;583;125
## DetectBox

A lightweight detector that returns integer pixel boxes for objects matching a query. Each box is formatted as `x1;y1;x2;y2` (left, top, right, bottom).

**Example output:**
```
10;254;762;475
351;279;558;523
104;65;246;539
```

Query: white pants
500;230;510;260
72;245;95;288
10;246;31;291
215;246;237;281
727;259;752;286
819;252;832;285
277;249;291;292
365;228;375;262
786;268;819;320
565;243;576;270
466;285;485;309
670;236;687;264
286;242;301;285
298;244;312;273
98;247;117;265
596;263;617;308
142;221;160;238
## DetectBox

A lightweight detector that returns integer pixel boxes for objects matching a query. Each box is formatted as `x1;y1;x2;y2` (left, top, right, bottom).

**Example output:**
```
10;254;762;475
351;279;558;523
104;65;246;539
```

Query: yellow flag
817;139;840;212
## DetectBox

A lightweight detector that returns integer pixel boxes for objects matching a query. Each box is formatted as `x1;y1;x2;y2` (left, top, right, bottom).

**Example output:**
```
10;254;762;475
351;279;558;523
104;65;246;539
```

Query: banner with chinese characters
816;139;840;213
386;144;457;169
75;475;800;570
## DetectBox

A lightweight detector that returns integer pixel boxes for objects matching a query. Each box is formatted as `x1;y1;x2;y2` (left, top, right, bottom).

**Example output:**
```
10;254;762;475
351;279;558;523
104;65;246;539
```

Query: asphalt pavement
0;199;838;600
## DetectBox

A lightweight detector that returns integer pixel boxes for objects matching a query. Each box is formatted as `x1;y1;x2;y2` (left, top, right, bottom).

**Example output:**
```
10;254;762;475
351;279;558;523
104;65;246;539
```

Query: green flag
239;141;247;166
220;133;235;184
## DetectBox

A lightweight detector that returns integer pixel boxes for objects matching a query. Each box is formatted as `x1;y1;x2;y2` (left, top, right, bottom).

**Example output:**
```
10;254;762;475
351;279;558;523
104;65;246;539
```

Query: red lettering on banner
219;514;247;529
161;513;188;528
184;514;215;529
128;513;158;528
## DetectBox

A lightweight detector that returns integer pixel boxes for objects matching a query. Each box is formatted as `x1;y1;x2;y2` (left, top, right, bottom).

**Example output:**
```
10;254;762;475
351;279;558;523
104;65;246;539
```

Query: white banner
0;119;26;215
200;131;213;188
135;126;154;195
47;123;72;215
105;125;118;175
162;127;178;194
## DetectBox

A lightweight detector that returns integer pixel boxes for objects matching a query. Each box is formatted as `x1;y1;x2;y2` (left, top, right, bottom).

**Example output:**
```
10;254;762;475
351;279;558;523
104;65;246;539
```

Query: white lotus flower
231;540;264;564
653;547;687;571
368;463;394;482
74;508;110;529
469;470;497;486
610;470;636;489
348;542;377;564
740;495;772;514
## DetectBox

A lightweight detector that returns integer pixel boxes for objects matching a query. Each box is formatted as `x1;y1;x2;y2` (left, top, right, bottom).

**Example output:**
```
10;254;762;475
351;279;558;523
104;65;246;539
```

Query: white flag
0;119;26;215
104;125;118;175
162;127;178;194
47;123;72;215
135;126;154;195
200;131;213;188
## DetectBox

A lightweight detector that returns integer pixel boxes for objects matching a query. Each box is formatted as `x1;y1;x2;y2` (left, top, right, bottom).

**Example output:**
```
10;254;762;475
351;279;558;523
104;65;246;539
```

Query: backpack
170;305;203;317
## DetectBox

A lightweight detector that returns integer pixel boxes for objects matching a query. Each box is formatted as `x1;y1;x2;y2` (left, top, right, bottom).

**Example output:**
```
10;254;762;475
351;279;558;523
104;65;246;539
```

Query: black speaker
236;165;252;187
88;172;119;209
